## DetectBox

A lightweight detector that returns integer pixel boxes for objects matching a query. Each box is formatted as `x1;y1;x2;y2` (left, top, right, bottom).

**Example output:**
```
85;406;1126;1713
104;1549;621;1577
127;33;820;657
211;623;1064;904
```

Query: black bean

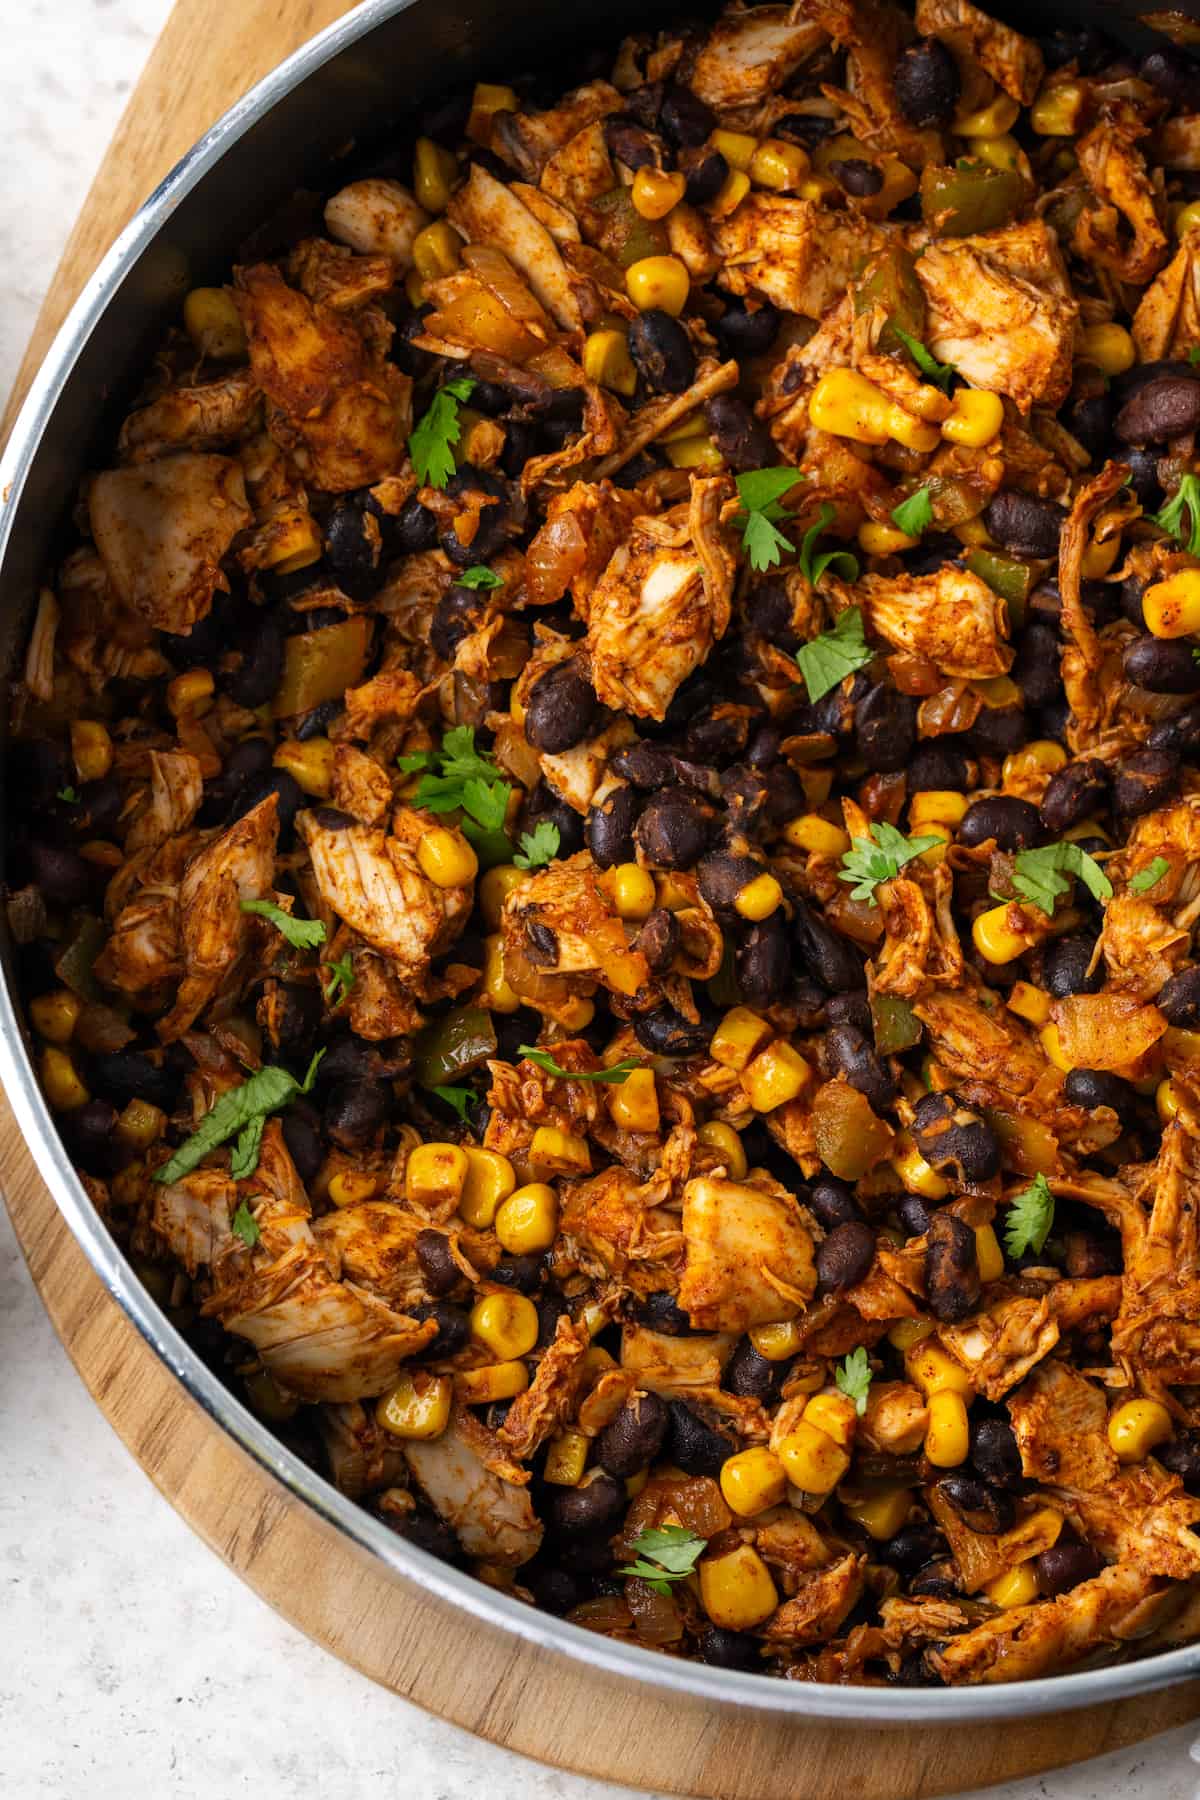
1063;1227;1122;1278
91;1051;180;1113
736;916;792;1010
535;1293;569;1349
595;1392;669;1477
1063;390;1110;464
665;1400;732;1476
825;1023;896;1112
958;796;1041;852
416;1228;460;1296
911;1092;999;1184
969;1417;1023;1490
1035;1536;1103;1596
714;299;782;363
28;841;92;908
935;1474;1015;1535
1042;935;1103;999
524;781;584;858
489;1253;544;1294
704;393;774;472
610;743;675;789
724;1338;783;1402
1123;635;1200;696
550;1473;625;1537
1159;1428;1200;1493
1158;966;1200;1028
524;920;559;967
793;899;864;994
1042;26;1114;73
528;1567;582;1614
852;682;917;774
878;1524;942;1575
268;982;322;1055
439;467;517;566
823;991;868;1036
324;496;379;585
983;493;1065;559
1140;45;1200;109
909;1563;960;1600
809;669;870;741
1112;748;1181;818
1148;704;1200;757
524;662;599;754
817;1220;877;1295
829;156;883;196
236;769;304;839
1011;622;1063;710
322;1078;389;1150
539;388;587;449
223;737;274;790
633;1005;711;1058
894;36;961;127
744;581;793;644
1063;1067;1137;1121
773;111;839;150
628;309;697;395
1038;759;1109;835
391;494;439;554
925;1212;981;1324
685;708;750;764
633;1289;695;1336
59;1099;118;1172
680;145;728;206
226;613;285;709
1115;376;1200;444
697;851;761;914
698;1627;760;1671
603;114;661;170
634;907;680;975
410;1301;470;1358
635;789;716;869
310;805;355;832
897;1195;932;1238
659;82;715;146
585;783;640;867
967;707;1028;757
806;1175;860;1232
908;742;970;792
276;1102;320;1185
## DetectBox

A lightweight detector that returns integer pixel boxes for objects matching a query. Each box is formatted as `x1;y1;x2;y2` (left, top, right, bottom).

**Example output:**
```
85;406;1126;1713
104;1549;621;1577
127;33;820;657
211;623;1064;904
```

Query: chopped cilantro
618;1524;706;1595
323;953;356;1007
518;1046;643;1084
890;322;956;392
835;1347;873;1416
432;1084;475;1123
231;1199;261;1248
409;376;476;489
734;467;804;572
1129;856;1170;896
513;820;560;870
1003;1173;1055;1259
153;1052;325;1185
794;605;874;703
798;501;860;589
890;486;935;538
239;897;326;952
459;565;504;591
1011;842;1112;918
1150;472;1200;556
838;820;940;905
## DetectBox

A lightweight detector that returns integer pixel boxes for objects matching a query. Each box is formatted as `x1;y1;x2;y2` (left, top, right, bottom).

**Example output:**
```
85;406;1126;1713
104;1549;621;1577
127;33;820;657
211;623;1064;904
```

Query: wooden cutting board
3;2;1199;1791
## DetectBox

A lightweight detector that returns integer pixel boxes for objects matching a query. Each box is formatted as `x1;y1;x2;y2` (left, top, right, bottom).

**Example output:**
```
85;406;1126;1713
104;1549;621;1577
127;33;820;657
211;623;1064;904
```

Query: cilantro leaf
458;565;503;591
835;1346;873;1416
56;786;79;804
1190;346;1200;366
735;467;805;515
798;502;860;588
411;727;515;849
794;605;875;703
1150;472;1200;556
513;820;560;870
438;725;503;784
229;1114;265;1180
433;1084;475;1123
239;897;327;951
618;1524;706;1595
323;952;355;1007
838;820;940;905
1130;855;1170;896
397;749;436;775
231;1199;261;1248
735;467;803;572
1011;842;1112;919
460;776;511;833
890;322;956;392
409;376;476;489
153;1051;325;1185
518;1046;644;1084
1003;1172;1055;1259
890;486;935;538
742;507;796;572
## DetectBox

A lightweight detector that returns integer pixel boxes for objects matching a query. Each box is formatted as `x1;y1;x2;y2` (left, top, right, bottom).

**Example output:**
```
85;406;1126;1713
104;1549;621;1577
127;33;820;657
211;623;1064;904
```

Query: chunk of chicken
89;454;252;635
330;743;395;827
500;851;649;1000
1113;1121;1200;1385
914;0;1043;102
872;863;964;999
712;197;882;319
928;1562;1165;1684
1061;1467;1200;1580
403;1403;543;1566
678;1175;816;1332
926;1484;1064;1593
803;0;942;165
323;179;429;268
490;80;623;181
762;1553;865;1644
1097;892;1189;1004
118;369;261;462
848;564;1012;679
939;1291;1059;1399
619;1322;736;1392
288;237;397;313
1007;1359;1118;1491
586;476;737;720
1074;112;1169;287
1133;228;1200;361
913;987;1048;1099
312;1200;428;1311
688;6;826;110
496;1313;591;1458
538;123;616;238
447;163;581;330
916;220;1078;414
124;750;205;858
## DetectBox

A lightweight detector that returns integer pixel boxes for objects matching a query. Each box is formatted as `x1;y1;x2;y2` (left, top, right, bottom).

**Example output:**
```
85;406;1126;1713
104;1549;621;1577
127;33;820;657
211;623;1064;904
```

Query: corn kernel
70;719;113;784
1158;1077;1181;1124
906;1339;973;1398
1007;982;1051;1029
796;174;841;204
558;995;596;1033
626;255;690;316
750;1320;805;1361
1002;740;1068;791
708;167;751;218
406;1142;469;1210
413;136;459;213
530;1125;591;1177
1077;321;1135;378
909;790;969;830
925;1389;970;1467
776;1420;850;1494
1108;1397;1173;1462
608;862;656;922
455;1146;515;1228
975;1223;1005;1284
710;1006;773;1073
955;92;1020;137
734;871;783;921
40;1045;89;1111
1030;80;1086;136
244;1367;300;1424
858;520;919;555
1176;198;1200;239
741;1041;811;1113
710;129;758;171
892;1132;950;1200
842;1484;912;1540
972;132;1023;172
809;368;939;453
115;1097;166;1150
377;1372;453;1439
480;863;524;929
29;989;82;1045
803;1391;858;1448
328;1168;384;1207
273;736;335;798
167;668;214;718
417;825;478;888
456;1360;529;1404
183;286;246;360
609;1067;661;1134
986;1564;1039;1608
749;138;810;192
632;166;687;220
467;82;519;145
262;510;323;573
888;1316;934;1352
494;1182;558;1253
665;434;724;472
1081;533;1121;580
783;813;852;857
412;218;463;281
481;933;520;1012
720;1446;788;1517
698;1544;779;1630
941;388;1004;449
697;1121;748;1179
1040;1021;1074;1074
471;1291;539;1360
1143;570;1200;639
973;903;1035;966
582;328;638;397
544;1430;590;1486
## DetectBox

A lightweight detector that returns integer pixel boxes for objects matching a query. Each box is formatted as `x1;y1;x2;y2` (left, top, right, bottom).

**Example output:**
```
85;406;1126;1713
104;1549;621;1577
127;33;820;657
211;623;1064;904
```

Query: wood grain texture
2;0;1198;1791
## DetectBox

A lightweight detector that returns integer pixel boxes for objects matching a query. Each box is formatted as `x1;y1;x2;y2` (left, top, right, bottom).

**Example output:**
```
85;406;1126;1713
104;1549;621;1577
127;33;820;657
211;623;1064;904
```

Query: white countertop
1;6;1198;1795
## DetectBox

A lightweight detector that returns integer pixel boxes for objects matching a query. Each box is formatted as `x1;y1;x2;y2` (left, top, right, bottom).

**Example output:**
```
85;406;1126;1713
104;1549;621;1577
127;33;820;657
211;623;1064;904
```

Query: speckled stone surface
2;8;1199;1795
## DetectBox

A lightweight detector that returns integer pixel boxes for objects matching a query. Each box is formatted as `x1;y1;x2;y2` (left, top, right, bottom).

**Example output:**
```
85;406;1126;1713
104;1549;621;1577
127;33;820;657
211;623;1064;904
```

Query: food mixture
14;0;1200;1688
